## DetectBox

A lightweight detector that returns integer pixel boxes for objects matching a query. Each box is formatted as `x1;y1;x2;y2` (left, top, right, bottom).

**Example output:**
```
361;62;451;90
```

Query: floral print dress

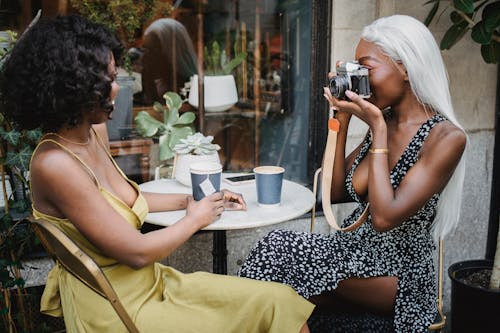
238;114;446;332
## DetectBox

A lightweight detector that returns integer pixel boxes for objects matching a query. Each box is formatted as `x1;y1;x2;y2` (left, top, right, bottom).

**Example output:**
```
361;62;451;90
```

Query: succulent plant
173;132;221;155
134;92;195;161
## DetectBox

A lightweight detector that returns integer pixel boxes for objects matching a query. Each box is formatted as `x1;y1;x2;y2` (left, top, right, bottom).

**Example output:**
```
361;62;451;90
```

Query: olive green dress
33;138;314;333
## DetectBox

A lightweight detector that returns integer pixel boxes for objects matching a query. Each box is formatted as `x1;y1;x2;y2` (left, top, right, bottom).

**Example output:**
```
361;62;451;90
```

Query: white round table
139;174;315;274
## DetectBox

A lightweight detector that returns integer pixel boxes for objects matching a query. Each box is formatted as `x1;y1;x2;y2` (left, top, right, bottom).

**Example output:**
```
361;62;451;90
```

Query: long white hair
361;15;466;241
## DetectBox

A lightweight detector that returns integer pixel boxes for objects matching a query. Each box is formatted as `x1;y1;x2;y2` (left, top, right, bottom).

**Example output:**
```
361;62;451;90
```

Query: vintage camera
329;61;371;100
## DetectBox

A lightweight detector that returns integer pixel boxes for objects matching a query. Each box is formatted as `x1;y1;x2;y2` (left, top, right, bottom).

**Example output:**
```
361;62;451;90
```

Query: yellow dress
32;138;314;333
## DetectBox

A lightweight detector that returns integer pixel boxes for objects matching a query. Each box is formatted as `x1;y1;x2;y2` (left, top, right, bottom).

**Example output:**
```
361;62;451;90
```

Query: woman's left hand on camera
323;87;360;117
344;90;384;127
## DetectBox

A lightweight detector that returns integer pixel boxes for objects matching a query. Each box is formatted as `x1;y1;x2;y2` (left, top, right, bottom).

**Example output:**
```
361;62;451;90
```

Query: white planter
173;153;221;186
188;74;238;112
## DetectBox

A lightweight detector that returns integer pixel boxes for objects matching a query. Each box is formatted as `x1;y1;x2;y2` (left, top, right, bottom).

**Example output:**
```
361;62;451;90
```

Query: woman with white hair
239;14;466;332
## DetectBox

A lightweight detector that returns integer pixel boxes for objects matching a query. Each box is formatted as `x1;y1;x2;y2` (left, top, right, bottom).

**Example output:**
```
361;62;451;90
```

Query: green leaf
440;21;469;49
175;112;196;125
471;21;493;44
166;107;179;127
481;40;499;63
134;111;164;137
453;0;474;13
158;133;173;161
152;101;164;113
0;128;21;146
424;1;440;26
163;92;183;111
24;128;42;142
169;127;193;151
5;146;32;171
481;1;500;31
222;52;248;75
220;50;227;69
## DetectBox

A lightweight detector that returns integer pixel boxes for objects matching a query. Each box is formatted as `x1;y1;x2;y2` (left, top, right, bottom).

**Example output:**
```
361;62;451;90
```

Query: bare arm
31;148;225;269
345;91;466;231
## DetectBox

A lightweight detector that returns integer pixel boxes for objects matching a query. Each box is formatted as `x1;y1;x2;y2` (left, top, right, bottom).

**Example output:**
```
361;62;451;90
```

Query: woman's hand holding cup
186;192;224;229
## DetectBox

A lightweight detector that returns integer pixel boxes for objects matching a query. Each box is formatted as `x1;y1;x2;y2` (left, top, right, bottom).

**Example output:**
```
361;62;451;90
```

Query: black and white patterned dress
238;114;446;333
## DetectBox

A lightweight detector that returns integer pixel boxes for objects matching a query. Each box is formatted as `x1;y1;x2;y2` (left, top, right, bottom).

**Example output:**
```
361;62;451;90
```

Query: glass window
165;0;330;186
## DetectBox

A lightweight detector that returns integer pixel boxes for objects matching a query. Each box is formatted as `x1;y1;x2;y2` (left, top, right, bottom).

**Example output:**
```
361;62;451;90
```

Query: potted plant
134;91;196;163
188;40;247;112
171;132;221;186
424;1;500;331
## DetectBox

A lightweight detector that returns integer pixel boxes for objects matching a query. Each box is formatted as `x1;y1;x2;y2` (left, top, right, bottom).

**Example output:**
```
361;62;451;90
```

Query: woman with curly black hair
0;15;313;332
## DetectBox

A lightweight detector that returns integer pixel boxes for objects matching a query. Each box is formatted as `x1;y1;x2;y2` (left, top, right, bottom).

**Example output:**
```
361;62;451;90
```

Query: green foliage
203;40;248;75
134;92;196;161
0;29;43;333
424;0;500;63
71;0;172;70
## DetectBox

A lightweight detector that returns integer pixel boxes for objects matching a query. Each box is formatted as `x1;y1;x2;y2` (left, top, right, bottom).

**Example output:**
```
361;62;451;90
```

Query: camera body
329;61;371;100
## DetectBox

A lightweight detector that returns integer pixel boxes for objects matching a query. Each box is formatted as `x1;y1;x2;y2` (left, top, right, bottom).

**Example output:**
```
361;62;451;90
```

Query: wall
328;0;497;330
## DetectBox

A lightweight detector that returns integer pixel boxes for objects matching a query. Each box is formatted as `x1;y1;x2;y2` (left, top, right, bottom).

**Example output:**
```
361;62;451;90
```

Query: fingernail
345;90;354;98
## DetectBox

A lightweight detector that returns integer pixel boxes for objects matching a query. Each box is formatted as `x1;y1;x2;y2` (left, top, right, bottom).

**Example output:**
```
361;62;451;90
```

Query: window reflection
172;0;313;183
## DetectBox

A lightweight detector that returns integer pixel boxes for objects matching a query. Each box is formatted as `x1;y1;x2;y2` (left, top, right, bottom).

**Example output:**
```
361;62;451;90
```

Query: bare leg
309;276;398;315
299;322;310;333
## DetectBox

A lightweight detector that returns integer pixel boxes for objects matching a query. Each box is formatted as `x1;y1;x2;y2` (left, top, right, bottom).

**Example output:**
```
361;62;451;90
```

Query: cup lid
190;162;222;174
253;166;285;174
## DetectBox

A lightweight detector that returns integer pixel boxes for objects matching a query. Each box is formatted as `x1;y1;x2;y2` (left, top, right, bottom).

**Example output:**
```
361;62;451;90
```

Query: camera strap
311;116;370;232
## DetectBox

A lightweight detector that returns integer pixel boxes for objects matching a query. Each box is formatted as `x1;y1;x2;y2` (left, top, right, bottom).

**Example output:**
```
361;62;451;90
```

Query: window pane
173;0;313;184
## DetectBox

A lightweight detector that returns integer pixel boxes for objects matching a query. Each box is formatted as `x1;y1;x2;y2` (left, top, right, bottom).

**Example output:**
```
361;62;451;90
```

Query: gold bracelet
369;148;389;154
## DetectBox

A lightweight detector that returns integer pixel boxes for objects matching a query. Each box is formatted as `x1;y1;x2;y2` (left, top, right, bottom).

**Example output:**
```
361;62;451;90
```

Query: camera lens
329;75;350;100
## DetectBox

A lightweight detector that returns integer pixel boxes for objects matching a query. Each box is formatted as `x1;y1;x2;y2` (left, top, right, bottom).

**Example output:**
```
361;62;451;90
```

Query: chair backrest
30;216;140;333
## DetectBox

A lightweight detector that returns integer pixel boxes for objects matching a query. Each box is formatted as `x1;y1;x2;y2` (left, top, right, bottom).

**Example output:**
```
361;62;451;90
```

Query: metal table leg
212;230;228;274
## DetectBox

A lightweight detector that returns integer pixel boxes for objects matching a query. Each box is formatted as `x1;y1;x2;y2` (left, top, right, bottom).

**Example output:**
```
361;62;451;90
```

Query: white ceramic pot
173;153;221;186
188;75;238;112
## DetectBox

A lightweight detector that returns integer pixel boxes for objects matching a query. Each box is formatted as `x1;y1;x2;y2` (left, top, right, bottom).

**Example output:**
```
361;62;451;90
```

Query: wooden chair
30;216;140;333
311;168;446;332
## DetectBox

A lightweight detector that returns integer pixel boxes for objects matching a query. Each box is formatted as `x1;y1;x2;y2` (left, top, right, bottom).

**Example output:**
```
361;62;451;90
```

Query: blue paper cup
253;166;285;207
190;162;222;201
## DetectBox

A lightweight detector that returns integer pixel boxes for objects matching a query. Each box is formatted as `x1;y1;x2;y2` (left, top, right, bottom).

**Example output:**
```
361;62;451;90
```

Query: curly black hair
0;15;123;131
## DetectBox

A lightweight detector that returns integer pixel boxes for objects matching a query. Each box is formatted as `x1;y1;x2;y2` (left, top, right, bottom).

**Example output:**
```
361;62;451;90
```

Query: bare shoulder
31;143;91;187
423;119;466;161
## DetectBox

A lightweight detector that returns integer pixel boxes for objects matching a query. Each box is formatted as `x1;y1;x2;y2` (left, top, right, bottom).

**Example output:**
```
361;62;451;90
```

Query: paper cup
253;166;285;207
190;162;222;201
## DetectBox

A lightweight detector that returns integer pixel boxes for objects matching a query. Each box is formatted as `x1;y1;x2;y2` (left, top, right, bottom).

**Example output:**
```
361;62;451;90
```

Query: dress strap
33;138;101;188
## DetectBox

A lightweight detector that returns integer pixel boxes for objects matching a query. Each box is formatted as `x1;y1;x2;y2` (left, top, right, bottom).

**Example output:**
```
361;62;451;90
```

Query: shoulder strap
35;138;101;187
313;118;369;232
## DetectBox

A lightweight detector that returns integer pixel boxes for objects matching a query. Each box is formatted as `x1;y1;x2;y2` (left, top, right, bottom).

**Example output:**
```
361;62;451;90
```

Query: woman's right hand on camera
186;192;225;229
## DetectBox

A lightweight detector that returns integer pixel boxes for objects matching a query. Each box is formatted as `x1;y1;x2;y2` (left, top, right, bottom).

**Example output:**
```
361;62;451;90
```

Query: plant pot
173;153;221;186
188;75;238;112
448;259;500;332
107;74;135;140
